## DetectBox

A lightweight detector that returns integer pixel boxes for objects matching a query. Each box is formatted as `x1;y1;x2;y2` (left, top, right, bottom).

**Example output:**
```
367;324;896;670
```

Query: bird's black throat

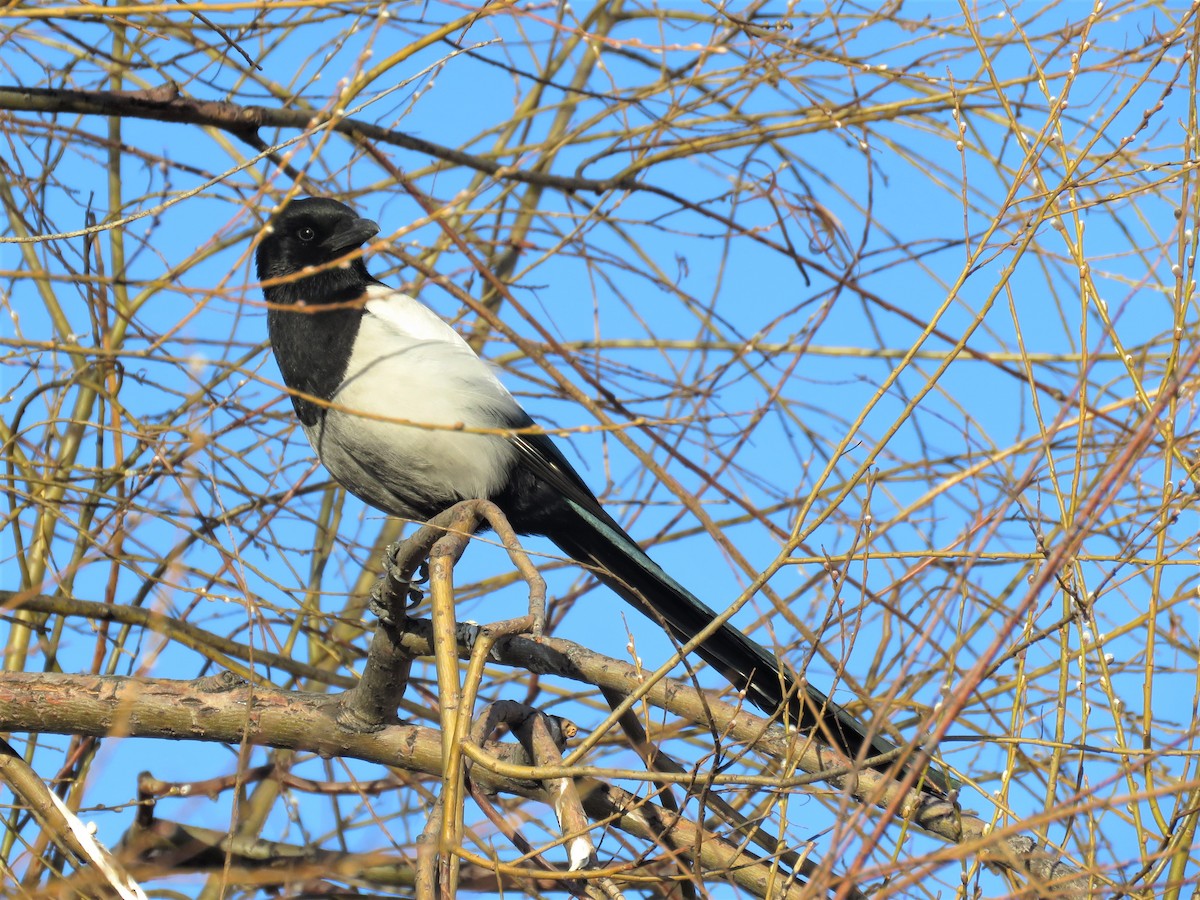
264;269;369;427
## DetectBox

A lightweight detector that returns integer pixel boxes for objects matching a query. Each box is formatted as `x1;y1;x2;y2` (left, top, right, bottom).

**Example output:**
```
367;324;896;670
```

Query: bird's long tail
550;497;911;776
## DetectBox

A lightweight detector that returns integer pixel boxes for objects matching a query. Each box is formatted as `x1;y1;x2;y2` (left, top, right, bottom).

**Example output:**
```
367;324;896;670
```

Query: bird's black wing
499;418;926;783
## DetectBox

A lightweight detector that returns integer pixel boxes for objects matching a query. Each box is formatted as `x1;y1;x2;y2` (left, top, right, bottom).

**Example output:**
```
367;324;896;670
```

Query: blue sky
3;1;1198;896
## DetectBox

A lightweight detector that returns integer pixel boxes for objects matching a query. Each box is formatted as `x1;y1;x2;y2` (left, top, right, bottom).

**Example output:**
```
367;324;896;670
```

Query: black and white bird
255;196;920;781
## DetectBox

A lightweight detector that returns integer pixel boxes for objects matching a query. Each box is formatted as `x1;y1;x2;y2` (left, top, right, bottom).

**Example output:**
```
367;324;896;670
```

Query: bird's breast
304;313;520;521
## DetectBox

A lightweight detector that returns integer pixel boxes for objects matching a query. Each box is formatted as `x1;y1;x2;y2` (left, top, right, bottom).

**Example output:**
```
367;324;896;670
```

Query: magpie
255;196;926;784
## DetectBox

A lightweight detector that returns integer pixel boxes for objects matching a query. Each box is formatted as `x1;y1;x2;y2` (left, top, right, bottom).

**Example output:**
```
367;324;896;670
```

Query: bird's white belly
303;316;518;520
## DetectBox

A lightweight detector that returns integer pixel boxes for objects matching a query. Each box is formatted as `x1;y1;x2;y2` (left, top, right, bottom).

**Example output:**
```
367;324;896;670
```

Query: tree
1;1;1197;897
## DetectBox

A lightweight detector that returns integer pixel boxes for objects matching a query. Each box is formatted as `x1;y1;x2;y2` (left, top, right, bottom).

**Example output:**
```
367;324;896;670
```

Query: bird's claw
367;581;396;624
370;551;427;623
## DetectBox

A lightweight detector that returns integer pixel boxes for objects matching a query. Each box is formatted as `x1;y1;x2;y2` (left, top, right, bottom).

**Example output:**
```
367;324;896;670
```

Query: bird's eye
296;226;317;242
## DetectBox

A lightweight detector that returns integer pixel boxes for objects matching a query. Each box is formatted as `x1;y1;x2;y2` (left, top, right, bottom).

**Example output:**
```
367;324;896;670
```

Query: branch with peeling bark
0;645;1101;896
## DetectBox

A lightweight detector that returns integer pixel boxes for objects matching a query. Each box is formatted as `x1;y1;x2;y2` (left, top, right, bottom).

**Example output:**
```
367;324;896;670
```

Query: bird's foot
370;550;430;623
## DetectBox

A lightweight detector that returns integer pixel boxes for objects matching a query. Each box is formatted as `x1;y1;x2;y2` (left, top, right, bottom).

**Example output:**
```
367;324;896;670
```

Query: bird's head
256;197;380;302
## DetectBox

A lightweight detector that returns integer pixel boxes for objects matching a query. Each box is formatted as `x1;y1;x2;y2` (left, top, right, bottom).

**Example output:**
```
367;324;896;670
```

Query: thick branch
0;84;639;194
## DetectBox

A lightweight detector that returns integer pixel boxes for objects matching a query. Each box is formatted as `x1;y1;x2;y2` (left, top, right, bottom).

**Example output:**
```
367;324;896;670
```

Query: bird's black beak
321;217;380;255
